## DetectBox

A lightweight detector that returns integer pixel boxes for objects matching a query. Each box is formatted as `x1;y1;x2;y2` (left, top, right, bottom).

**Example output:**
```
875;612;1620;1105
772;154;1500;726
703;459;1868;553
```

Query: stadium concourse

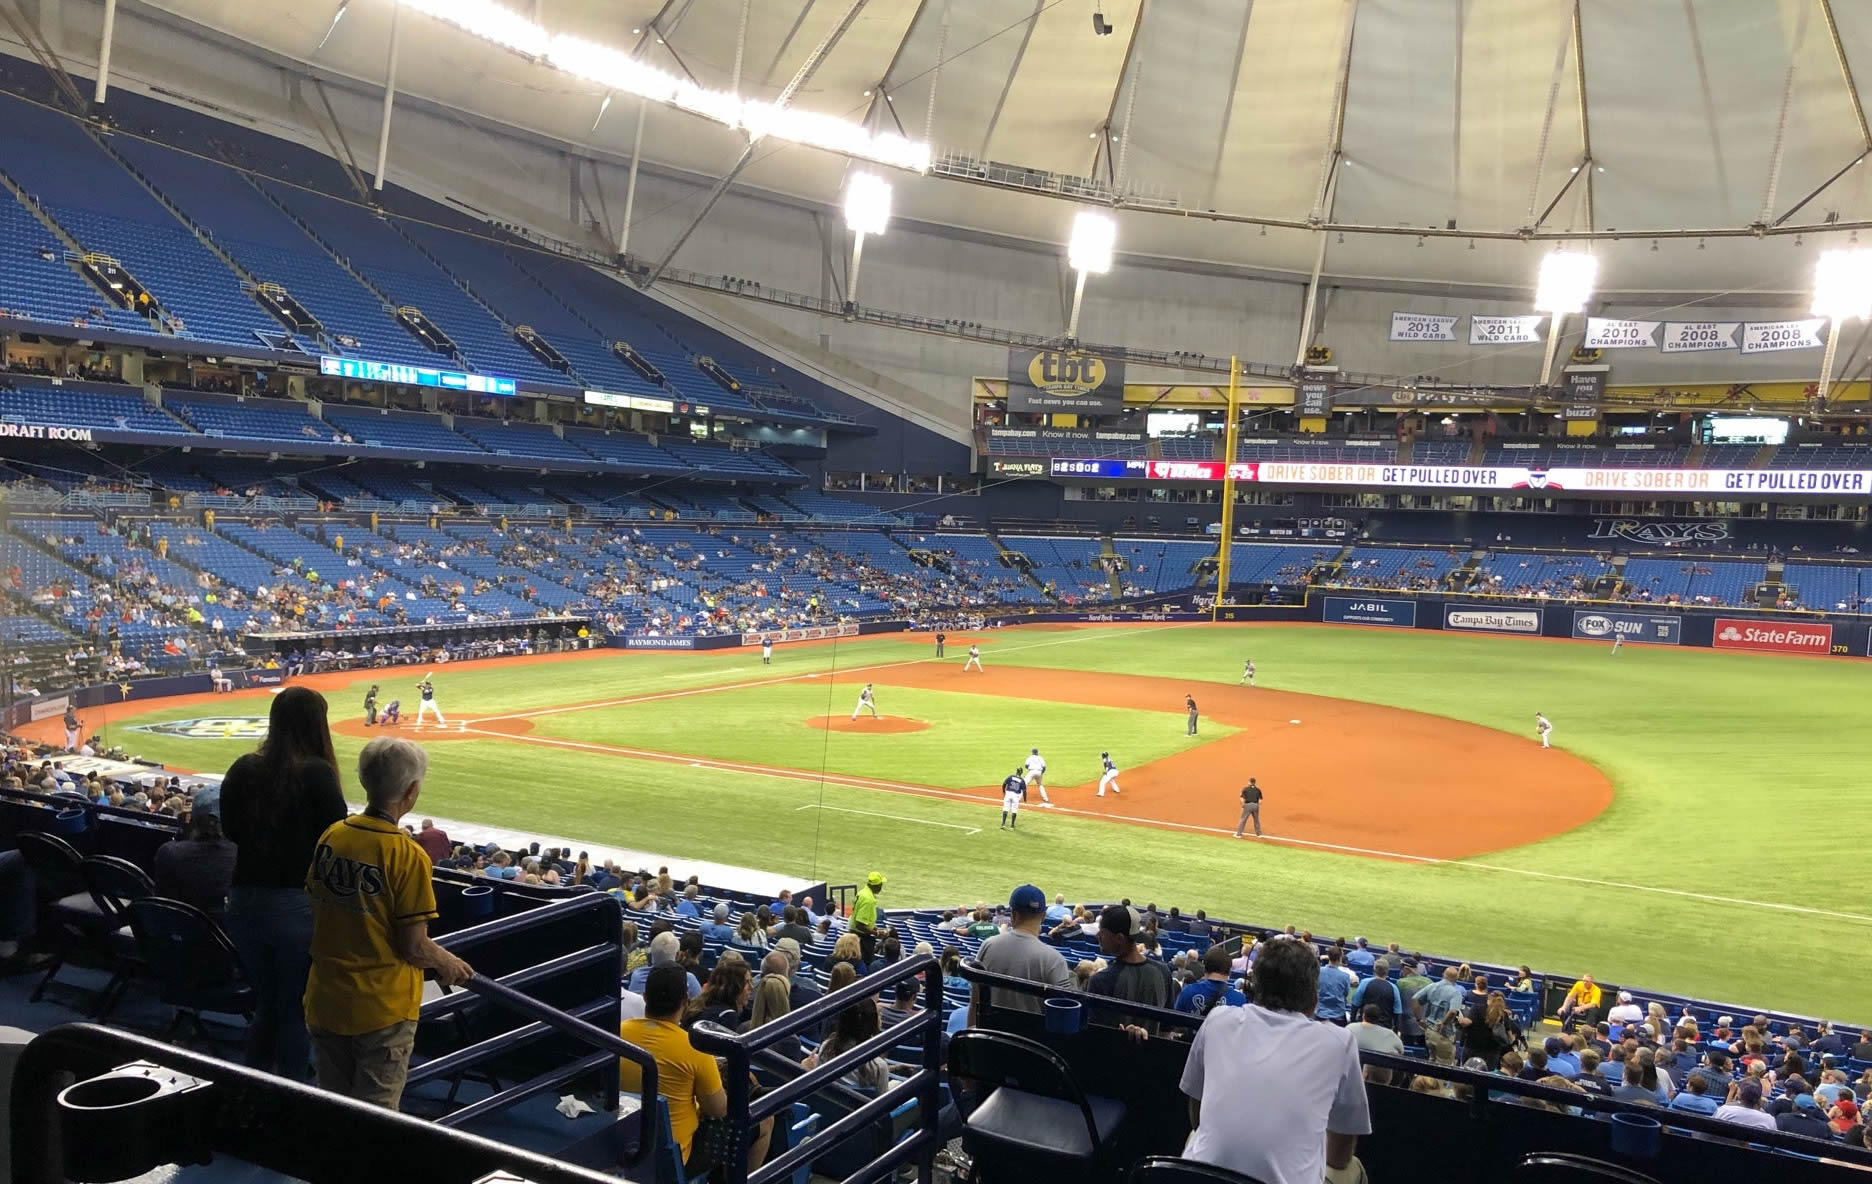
10;2;1872;1182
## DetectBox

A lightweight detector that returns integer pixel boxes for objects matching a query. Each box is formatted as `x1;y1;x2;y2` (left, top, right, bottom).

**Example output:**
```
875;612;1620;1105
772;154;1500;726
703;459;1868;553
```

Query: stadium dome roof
135;0;1872;297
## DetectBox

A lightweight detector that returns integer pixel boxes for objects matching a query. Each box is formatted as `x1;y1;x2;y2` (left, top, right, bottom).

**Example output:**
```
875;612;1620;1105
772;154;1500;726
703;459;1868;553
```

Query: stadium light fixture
1533;249;1598;390
1065;210;1117;339
1810;247;1872;404
842;173;892;307
397;0;931;173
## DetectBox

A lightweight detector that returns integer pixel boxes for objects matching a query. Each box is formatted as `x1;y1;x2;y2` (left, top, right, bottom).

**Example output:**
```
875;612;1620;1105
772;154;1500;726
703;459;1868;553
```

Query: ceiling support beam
1097;0;1150;193
1450;0;1464;224
307;78;371;202
1522;13;1573;229
975;0;1045;161
1532;155;1591;232
1820;0;1872;151
617;97;648;257
1297;0;1357;367
1757;0;1813;226
1569;0;1593;233
764;0;819;87
1680;0;1732;224
92;0;116;105
1204;1;1256;210
643;0;870;290
731;0;751;94
0;0;85;113
1771;147;1871;227
370;0;402;192
923;0;950;145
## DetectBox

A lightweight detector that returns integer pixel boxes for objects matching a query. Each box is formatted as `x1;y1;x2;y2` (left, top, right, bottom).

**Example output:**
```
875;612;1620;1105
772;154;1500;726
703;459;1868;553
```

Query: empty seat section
1473;552;1611;595
1227;543;1335;584
0;198;147;331
562;429;689;473
0;386;188;433
166;395;335;442
0;95;282;347
1334;546;1460;589
452;418;591;463
323;410;485;456
1002;535;1110;601
1114;538;1215;594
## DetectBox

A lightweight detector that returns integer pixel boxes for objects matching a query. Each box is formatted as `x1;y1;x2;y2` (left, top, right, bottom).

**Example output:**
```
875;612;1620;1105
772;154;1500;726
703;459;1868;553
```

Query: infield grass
101;624;1872;1017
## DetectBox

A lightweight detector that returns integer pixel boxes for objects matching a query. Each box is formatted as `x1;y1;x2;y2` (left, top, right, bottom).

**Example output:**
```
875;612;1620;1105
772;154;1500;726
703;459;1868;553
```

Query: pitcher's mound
807;715;930;733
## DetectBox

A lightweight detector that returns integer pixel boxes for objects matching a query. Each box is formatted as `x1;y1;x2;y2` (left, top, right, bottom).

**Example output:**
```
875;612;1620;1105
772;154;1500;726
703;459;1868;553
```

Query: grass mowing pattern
101;625;1872;1016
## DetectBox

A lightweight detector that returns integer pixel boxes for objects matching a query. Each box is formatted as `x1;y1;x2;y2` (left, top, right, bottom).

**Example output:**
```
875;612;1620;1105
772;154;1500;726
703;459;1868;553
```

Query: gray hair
648;931;681;966
357;736;427;810
713;902;729;921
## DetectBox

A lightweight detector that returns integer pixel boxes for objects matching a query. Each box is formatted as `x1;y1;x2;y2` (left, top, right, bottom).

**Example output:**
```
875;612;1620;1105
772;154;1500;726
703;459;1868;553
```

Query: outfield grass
100;625;1872;1017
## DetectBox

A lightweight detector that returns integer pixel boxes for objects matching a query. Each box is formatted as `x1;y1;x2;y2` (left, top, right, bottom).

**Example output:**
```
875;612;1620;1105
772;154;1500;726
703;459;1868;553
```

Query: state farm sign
1711;618;1833;655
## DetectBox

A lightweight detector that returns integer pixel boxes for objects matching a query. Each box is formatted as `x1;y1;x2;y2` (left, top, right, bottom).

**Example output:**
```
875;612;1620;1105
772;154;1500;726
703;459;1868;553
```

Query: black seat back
1518;1153;1665;1184
948;1029;1103;1139
15;831;86;898
1129;1157;1270;1184
82;855;155;925
127;897;246;992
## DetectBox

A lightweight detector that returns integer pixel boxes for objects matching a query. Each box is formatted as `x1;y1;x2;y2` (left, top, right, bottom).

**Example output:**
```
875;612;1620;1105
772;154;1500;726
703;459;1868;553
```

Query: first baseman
1000;766;1027;829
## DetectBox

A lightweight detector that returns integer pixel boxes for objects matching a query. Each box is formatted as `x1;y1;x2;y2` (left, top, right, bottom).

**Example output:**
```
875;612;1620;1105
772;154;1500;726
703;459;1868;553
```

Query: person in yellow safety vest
852;871;885;965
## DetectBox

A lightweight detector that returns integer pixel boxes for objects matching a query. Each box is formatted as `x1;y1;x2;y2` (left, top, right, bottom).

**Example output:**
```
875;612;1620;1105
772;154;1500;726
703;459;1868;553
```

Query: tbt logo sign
1026;350;1107;395
128;717;269;740
1007;348;1125;413
1711;618;1833;655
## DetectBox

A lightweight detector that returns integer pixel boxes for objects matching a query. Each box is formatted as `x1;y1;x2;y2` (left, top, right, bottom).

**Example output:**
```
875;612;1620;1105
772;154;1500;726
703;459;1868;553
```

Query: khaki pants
310;1019;418;1110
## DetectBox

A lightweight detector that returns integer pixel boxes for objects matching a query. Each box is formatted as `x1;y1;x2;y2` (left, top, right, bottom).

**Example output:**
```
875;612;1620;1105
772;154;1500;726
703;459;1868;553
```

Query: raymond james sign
1006;349;1126;414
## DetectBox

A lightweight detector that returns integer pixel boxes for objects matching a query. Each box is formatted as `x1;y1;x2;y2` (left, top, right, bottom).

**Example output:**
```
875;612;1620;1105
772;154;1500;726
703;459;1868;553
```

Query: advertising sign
623;636;697;650
1324;597;1418;628
1445;606;1543;635
1571;610;1682;645
29;695;69;722
1711;618;1833;655
988;459;1047;478
1050;458;1146;479
1006;349;1126;413
743;624;859;646
1054;459;1872;496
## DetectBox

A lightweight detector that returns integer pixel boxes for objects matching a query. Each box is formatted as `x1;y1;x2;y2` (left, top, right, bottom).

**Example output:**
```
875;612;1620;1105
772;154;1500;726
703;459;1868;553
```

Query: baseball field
42;622;1872;1018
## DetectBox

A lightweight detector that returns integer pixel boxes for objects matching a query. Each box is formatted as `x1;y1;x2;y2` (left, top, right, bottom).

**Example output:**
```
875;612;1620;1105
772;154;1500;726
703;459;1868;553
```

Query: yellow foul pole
1212;356;1242;620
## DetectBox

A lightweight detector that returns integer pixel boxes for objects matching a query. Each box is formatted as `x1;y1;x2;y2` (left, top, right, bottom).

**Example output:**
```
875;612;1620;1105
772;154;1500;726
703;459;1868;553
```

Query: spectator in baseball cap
852;872;886;964
1090;904;1176;1035
969;885;1073;1023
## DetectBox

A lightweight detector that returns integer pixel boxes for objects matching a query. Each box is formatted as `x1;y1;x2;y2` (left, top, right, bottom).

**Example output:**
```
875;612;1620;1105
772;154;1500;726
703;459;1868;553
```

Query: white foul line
795;803;981;835
456;724;1872;927
463;623;1201;726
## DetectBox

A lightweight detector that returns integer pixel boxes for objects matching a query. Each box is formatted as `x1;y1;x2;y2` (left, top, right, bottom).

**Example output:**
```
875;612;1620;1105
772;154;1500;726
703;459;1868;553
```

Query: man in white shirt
1714;1079;1778;1132
1181;938;1371;1184
1606;990;1644;1027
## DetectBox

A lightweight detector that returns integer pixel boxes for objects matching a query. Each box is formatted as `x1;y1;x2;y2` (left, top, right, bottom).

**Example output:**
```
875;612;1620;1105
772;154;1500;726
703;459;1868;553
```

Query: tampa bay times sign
1006;348;1126;414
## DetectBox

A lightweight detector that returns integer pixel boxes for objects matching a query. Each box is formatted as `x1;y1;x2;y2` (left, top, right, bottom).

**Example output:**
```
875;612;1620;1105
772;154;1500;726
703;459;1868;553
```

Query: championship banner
1712;618;1833;655
1660;322;1739;353
1389;312;1460;342
1469;315;1545;345
1740;319;1825;354
1006;348;1126;413
1571;610;1681;645
1324;597;1417;628
1584;319;1659;349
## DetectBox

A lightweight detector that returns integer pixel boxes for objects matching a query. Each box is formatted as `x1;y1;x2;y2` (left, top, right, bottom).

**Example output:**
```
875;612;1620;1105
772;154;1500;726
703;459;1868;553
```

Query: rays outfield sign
1323;597;1418;628
1572;610;1681;645
1006;349;1125;414
1445;606;1543;635
128;717;269;740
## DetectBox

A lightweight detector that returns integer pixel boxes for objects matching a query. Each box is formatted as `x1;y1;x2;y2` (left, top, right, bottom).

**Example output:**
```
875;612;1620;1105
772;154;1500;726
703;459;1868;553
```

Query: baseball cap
1618;990;1633;1003
1098;903;1143;940
1794;1092;1820;1110
775;936;802;962
1009;884;1046;912
1544;1037;1565;1055
867;871;887;888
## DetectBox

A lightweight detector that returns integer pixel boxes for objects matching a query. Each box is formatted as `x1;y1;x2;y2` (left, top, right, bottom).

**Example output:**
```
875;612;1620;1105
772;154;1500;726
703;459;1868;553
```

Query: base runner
1023;747;1052;807
1000;766;1026;830
851;683;879;720
1097;751;1122;797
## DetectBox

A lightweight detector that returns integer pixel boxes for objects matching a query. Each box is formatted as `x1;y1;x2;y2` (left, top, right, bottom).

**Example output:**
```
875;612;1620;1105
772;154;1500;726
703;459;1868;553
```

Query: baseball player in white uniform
1239;658;1256;686
1610;633;1622;655
851;683;879;720
415;675;446;726
964;645;983;672
1536;712;1552;749
1023;747;1052;806
1097;751;1122;797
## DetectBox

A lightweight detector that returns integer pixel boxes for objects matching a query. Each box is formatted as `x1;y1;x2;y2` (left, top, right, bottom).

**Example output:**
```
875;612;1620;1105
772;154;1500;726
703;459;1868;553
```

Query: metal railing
689;952;948;1184
10;1024;630;1184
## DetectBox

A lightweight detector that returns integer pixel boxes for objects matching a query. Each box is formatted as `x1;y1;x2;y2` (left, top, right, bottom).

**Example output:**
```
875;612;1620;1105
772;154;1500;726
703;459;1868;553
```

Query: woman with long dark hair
1459;990;1521;1070
220;686;347;1078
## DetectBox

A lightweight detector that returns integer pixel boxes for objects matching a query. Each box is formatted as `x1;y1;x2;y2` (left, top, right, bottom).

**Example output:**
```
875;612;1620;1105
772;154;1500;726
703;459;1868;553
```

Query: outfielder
1000;766;1027;830
1239;658;1256;686
1097;751;1122;797
416;675;445;726
964;644;982;672
1185;694;1200;736
1023;747;1052;807
851;683;878;720
1610;633;1622;655
1535;712;1553;749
